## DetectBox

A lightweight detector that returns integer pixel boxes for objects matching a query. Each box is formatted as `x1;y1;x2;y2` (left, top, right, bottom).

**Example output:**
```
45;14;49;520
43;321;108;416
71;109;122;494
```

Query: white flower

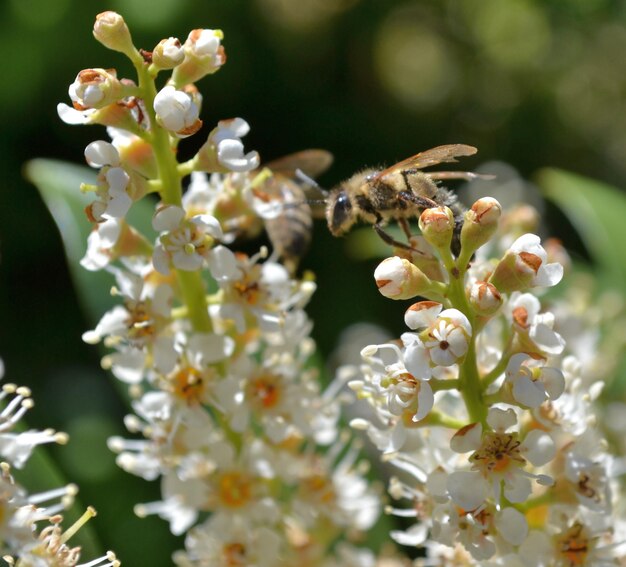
152;205;235;276
80;217;122;271
449;407;555;507
504;353;565;408
507;292;566;355
173;513;282;567
153;86;201;137
402;303;472;377
508;233;564;288
84;140;132;220
210;118;260;172
68;68;120;110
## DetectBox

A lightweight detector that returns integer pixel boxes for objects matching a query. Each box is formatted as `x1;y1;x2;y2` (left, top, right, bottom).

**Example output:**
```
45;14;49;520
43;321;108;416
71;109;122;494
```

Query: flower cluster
60;12;381;565
351;199;626;564
0;359;119;566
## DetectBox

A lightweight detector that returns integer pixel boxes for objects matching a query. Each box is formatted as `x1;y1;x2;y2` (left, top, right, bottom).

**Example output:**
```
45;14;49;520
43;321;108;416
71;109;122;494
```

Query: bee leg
397;190;438;210
373;222;424;254
398;217;413;240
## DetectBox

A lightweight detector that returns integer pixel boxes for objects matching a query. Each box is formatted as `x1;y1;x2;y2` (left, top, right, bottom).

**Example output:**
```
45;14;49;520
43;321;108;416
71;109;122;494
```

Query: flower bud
418;206;455;251
172;29;226;87
152;37;185;70
490;233;563;293
468;281;502;316
460;197;501;255
374;257;432;300
69;69;123;110
153;85;202;138
93;12;135;57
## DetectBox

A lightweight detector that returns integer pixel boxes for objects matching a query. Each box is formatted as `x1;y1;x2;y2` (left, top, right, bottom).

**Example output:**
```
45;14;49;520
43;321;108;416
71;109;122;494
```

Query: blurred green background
2;0;626;564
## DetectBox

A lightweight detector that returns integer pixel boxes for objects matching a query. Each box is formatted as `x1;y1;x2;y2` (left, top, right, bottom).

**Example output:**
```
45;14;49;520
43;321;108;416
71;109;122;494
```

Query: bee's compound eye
330;192;353;235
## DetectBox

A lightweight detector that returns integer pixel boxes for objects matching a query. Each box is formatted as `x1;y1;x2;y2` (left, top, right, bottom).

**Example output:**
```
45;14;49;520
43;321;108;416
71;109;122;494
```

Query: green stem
459;339;487;424
481;353;510;390
431;378;460;392
446;260;487;424
134;59;213;334
420;410;466;430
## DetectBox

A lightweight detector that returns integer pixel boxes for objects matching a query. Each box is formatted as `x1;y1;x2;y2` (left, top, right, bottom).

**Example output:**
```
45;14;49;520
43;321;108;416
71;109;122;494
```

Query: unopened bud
69;69;123;110
419;206;455;251
152;37;185;70
93;12;135;57
374;256;432;300
468;281;502;316
153;85;202;138
172;29;226;87
460;197;501;255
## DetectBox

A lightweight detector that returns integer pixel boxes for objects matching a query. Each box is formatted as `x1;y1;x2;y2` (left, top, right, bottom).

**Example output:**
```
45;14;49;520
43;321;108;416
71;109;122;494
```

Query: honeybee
246;149;333;264
325;144;484;255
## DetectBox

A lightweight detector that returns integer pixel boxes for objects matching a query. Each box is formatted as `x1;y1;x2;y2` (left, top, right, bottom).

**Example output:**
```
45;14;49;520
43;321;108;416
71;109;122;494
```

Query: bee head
327;189;353;236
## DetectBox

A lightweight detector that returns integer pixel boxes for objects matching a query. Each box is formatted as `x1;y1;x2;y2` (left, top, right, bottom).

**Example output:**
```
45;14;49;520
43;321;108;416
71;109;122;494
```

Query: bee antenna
295;168;330;198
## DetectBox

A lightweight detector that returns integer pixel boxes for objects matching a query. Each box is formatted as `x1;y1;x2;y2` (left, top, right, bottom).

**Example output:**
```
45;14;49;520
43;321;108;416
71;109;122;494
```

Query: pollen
470;431;525;476
247;373;282;409
557;522;589;566
126;301;156;341
302;474;336;505
217;471;253;508
222;542;246;567
171;366;207;404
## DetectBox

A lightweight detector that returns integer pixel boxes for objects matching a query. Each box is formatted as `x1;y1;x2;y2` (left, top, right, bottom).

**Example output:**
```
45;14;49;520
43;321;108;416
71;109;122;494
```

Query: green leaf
24;158;155;323
536;168;626;287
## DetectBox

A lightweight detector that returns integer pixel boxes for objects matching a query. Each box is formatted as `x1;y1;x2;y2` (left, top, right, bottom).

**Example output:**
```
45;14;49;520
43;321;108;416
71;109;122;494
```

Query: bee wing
373;144;478;181
264;149;334;179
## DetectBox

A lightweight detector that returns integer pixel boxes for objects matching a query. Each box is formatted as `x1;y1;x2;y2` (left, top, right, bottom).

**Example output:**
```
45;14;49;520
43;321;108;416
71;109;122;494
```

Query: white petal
510;233;542;255
440;308;472;335
172;250;203;271
217;139;260;172
503;473;532;503
445;327;469;358
153;336;177;374
57;102;94;124
542;367;565;400
188;333;234;365
521;429;555;466
512;375;546;408
207;245;239;281
530;323;566;355
106;190;132;218
191;214;223;240
518;531;553;566
109;349;146;383
413;380;434;421
153;205;185;232
403;340;432;380
495;507;528;545
404;302;442;330
447;471;487;510
429;345;457;367
390;524;428;546
152;245;171;275
487;407;517;432
450;422;483;453
534;261;563;287
85;140;120;167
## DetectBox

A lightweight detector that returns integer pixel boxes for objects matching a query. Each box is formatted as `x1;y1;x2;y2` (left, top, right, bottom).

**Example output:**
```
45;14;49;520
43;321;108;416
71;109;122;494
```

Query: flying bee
325;144;487;255
239;149;333;266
